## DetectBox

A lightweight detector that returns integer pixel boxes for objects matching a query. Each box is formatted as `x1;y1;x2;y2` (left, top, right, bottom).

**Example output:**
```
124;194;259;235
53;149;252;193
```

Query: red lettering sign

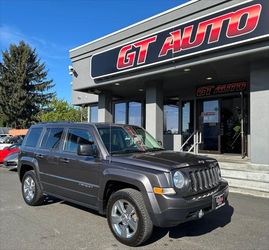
92;1;267;79
159;30;182;57
134;36;157;65
116;4;261;70
197;82;247;97
117;45;135;69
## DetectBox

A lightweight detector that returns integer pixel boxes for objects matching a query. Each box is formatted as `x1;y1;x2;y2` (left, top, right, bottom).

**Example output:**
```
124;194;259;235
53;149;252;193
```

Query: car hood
111;150;216;172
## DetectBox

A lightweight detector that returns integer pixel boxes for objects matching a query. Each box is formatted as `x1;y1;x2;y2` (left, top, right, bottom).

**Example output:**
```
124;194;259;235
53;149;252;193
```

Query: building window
128;102;142;126
89;105;98;123
114;103;126;124
164;101;179;134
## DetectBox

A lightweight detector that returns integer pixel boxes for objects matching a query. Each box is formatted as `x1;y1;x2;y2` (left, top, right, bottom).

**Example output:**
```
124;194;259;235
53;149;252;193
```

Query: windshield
97;125;163;155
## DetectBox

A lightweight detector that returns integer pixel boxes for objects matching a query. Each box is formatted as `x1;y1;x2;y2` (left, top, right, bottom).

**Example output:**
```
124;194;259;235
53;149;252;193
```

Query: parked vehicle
0;136;24;150
3;152;19;170
7;135;24;144
0;134;10;143
0;143;21;164
18;122;229;247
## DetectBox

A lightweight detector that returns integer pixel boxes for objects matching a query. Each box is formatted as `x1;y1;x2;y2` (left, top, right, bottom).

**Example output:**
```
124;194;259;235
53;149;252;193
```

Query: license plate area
213;193;225;209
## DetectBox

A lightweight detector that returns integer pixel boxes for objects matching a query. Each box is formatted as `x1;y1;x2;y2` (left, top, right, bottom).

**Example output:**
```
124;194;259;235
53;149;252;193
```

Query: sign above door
196;82;248;97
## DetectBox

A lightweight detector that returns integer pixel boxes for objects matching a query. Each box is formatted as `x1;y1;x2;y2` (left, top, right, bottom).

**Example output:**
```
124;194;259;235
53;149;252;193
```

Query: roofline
69;0;200;52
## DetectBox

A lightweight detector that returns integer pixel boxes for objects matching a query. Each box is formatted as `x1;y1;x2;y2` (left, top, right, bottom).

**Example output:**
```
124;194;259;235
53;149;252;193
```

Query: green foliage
39;97;87;122
0;112;4;127
0;41;54;128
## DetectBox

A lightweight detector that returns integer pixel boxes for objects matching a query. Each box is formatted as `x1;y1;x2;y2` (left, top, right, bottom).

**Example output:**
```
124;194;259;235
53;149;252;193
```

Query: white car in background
0;134;10;143
0;136;23;150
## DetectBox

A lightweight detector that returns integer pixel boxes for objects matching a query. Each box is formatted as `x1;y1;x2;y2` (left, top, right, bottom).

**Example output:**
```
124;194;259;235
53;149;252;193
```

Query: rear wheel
22;170;43;206
107;188;153;246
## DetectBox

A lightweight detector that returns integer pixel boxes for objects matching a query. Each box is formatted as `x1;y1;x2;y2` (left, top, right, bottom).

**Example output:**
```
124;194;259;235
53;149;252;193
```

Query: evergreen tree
0;41;54;128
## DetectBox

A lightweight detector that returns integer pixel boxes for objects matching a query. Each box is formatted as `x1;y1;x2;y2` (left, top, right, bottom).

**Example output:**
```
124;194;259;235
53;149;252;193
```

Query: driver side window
64;128;94;153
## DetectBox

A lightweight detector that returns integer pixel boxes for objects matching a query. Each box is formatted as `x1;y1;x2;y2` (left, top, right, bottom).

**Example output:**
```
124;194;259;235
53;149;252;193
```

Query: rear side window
24;128;43;147
41;128;64;150
64;129;94;153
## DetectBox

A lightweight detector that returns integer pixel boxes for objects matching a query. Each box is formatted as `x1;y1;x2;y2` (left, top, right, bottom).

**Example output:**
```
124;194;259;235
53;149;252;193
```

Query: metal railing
179;131;202;154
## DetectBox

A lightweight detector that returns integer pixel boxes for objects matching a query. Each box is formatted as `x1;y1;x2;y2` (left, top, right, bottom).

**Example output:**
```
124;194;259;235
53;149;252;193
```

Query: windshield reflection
97;126;163;155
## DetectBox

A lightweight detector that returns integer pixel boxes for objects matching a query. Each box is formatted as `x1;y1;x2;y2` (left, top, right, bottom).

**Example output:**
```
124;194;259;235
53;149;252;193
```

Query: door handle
35;153;45;159
59;158;70;163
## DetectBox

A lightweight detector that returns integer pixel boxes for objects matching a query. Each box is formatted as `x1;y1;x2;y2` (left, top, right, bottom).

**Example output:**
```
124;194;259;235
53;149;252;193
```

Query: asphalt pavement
0;167;269;250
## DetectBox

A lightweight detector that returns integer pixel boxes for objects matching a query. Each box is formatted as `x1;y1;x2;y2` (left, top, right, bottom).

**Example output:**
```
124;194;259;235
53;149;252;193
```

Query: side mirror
77;143;97;157
157;140;163;147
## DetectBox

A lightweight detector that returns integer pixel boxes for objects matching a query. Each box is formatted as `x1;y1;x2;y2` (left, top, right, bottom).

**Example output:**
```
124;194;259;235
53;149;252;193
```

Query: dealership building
69;0;269;192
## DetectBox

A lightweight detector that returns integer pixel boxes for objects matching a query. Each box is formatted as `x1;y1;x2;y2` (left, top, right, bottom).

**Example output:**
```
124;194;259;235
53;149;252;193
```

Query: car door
37;126;65;194
55;126;101;209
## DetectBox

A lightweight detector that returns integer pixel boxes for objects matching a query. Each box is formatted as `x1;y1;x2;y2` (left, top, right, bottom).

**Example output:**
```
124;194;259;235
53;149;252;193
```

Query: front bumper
151;180;229;227
3;161;18;170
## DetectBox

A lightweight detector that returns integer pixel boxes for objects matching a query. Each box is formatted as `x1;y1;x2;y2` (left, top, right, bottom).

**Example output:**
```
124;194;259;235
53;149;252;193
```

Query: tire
22;170;44;206
107;188;153;247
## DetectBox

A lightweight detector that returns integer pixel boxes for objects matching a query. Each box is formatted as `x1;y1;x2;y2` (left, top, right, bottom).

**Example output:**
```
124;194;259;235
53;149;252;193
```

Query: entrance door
221;96;242;154
198;99;221;153
181;101;194;151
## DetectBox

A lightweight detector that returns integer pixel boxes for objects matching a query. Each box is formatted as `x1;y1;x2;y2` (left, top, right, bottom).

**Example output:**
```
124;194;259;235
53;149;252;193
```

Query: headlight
173;171;185;189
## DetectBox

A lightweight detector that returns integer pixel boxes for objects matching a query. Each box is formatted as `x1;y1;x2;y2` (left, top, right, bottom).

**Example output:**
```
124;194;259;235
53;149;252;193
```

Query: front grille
189;164;220;193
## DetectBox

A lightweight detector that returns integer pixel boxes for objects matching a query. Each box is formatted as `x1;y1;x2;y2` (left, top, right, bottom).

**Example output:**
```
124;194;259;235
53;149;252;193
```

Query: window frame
39;127;65;151
114;102;127;124
89;104;98;123
113;100;144;127
62;127;97;155
128;101;143;127
24;127;43;148
163;102;180;135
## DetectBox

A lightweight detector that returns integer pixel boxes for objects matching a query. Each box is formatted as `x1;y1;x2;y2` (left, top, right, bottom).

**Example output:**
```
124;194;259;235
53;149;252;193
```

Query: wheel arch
19;157;40;183
99;168;161;225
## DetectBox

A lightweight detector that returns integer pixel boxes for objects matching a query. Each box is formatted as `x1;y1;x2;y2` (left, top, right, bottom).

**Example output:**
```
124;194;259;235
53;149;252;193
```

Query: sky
0;0;187;103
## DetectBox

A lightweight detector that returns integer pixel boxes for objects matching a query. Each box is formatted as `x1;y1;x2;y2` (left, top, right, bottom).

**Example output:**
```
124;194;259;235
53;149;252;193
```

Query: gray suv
18;122;229;246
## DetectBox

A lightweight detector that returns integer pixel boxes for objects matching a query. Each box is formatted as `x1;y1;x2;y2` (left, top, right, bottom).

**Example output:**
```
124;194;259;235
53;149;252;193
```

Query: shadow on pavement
38;193;234;246
63;200;104;216
145;202;234;246
9;168;18;172
42;195;62;206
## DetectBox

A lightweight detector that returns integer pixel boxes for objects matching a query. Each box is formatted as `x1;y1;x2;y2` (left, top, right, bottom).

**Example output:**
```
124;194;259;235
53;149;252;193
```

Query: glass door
198;99;221;153
181;101;194;151
220;96;242;154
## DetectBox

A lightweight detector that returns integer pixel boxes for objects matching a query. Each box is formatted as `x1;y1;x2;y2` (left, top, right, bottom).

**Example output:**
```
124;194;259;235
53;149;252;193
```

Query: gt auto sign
91;0;269;79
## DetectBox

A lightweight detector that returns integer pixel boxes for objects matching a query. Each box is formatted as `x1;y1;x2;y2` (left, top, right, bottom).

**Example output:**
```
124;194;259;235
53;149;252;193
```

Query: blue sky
0;0;186;103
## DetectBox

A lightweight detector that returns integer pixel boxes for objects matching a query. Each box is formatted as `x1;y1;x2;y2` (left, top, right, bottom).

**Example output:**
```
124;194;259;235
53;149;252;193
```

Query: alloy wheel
111;199;138;239
23;176;36;202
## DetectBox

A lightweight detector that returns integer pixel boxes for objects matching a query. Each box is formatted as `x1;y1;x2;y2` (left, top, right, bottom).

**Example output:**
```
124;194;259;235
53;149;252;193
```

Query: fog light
198;209;204;218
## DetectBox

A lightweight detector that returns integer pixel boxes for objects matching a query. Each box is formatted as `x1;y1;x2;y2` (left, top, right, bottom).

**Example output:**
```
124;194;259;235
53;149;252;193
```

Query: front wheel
107;188;153;247
22;170;44;206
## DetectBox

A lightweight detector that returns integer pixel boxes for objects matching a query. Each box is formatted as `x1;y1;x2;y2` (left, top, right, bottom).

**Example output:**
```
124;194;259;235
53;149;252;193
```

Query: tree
39;97;87;122
0;41;54;128
0;111;4;127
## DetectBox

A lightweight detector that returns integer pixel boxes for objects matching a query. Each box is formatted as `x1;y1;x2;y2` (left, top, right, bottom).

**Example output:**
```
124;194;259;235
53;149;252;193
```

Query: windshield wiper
145;147;164;152
111;148;145;155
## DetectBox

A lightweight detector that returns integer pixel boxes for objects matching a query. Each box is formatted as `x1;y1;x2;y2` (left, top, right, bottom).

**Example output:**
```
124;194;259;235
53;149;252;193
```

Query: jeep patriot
18;122;229;246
